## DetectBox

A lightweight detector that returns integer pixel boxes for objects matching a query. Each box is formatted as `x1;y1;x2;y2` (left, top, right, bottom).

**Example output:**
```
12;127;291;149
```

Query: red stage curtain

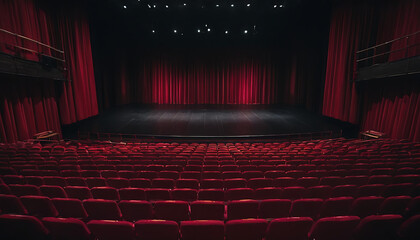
361;79;420;141
52;3;99;124
323;0;420;140
0;0;98;142
0;79;61;143
321;2;376;123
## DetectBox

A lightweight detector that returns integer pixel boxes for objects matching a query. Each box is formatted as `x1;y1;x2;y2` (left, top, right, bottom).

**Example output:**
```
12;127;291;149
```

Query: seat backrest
0;194;27;214
119;188;146;200
40;185;67;198
309;216;360;240
0;214;49;240
171;188;198;202
259;199;292;219
43;217;91;240
290;198;323;219
135;219;179;240
9;184;41;196
353;215;403;240
378;196;412;215
52;198;88;219
319;197;354;218
266;217;313;240
88;220;135;240
64;186;92;200
20;195;58;218
350;196;385;218
227;200;259;220
225;219;268;240
398;215;420;240
91;187;120;201
225;188;254;201
198;189;225;201
154;200;190;221
180;220;225;240
190;200;225;220
119;200;153;222
83;199;122;220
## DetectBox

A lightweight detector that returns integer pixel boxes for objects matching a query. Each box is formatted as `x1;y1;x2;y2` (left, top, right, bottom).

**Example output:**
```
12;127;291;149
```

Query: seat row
2;214;420;240
2;193;420;221
2;182;420;201
3;173;420;188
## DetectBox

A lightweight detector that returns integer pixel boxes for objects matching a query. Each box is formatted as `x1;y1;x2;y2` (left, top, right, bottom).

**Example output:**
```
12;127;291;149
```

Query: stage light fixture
280;4;284;7
231;4;234;7
274;5;277;8
174;29;177;33
247;3;251;7
225;30;229;34
244;30;248;34
153;4;156;8
147;4;151;8
183;3;187;6
207;28;211;32
165;5;168;8
197;29;201;33
152;30;155;33
123;5;127;9
216;4;219;7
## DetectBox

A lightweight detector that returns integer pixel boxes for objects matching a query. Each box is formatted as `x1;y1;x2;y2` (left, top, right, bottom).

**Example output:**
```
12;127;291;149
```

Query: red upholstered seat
171;188;198;201
0;194;28;214
225;188;254;201
40;185;67;198
20;195;58;218
119;188;146;200
52;198;88;219
309;216;360;240
135;220;179;240
9;184;41;196
88;220;135;240
180;220;225;240
43;217;91;240
153;200;190;221
0;214;49;240
353;215;403;240
350;196;385;218
319;197;354;218
198;189;225;201
225;219;268;240
190;200;225;220
266;217;313;240
398;215;420;240
290;198;323;219
176;179;200;190
107;178;130;189
91;186;120;200
119;200;153;222
227;199;259;220
259;199;292;219
83;199;122;220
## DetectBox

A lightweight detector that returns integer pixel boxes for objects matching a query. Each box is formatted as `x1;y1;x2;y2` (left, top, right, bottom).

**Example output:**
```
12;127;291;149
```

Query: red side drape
53;4;98;124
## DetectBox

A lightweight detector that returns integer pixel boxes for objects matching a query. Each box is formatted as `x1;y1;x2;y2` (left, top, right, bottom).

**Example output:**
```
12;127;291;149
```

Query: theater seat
40;185;67;198
398;215;420;240
119;200;153;222
259;199;292;219
350;196;384;218
64;186;92;200
43;217;91;240
135;220;179;240
119;188;146;200
190;200;225;220
225;188;254;201
0;194;27;214
52;198;88;219
319;197;354;218
20;196;58;218
171;188;198;201
225;219;268;240
154;200;190;221
176;179;200;190
180;220;225;240
0;214;49;240
198;189;225;201
254;187;283;200
145;188;171;201
290;198;323;219
83;199;122;220
378;196;412;215
266;217;313;240
88;220;135;240
9;184;41;196
227;200;259;220
353;215;403;240
91;187;120;201
308;216;360;240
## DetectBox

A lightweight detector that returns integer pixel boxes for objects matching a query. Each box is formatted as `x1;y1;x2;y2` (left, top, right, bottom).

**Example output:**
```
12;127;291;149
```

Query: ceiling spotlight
197;29;201;33
205;24;208;27
152;30;155;33
165;5;168;8
153;4;156;8
207;28;211;32
147;4;151;8
123;5;127;9
274;5;277;8
225;30;229;34
216;4;219;7
244;30;248;34
280;4;284;7
183;3;187;6
231;4;234;7
174;29;177;33
247;3;251;7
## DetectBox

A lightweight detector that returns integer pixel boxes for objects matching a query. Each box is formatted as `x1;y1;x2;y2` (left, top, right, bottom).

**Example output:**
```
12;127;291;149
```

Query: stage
63;105;355;139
